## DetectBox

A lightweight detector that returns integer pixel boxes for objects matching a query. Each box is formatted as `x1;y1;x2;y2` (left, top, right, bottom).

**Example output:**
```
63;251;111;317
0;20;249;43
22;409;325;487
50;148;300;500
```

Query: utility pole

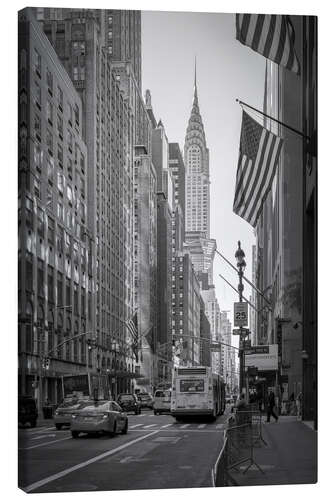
235;241;247;394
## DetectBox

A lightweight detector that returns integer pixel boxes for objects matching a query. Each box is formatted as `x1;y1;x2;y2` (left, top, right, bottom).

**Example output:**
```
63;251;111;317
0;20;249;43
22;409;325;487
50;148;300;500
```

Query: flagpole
218;273;258;313
236;99;311;141
215;248;272;309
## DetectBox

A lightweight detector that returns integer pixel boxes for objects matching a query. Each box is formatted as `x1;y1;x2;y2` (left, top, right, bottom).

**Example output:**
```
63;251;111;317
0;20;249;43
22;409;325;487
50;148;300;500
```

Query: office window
46;129;53;152
57;85;63;109
34;112;41;140
34;178;41;199
57;172;64;192
46;100;53;124
34;48;41;75
46;68;53;93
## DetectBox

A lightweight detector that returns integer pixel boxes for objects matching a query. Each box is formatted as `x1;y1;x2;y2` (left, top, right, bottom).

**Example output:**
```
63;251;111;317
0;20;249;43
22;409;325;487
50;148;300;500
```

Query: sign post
234;302;248;327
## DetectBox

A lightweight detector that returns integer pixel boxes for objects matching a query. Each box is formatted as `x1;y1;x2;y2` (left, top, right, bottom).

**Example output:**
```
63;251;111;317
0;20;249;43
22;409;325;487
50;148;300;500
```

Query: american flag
236;14;300;74
126;312;138;340
233;111;283;227
126;312;139;362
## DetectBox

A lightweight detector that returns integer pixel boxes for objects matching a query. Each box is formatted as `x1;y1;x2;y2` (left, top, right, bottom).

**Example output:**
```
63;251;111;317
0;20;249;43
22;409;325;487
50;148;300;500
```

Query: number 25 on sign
234;302;248;327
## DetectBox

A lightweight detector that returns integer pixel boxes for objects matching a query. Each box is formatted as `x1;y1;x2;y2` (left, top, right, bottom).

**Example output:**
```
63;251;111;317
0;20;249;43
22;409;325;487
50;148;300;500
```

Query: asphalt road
18;407;231;493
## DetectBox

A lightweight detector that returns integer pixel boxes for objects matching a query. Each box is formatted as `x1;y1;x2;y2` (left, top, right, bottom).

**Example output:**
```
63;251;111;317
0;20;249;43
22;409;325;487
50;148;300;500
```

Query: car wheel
30;420;37;428
121;419;128;435
55;424;62;430
71;431;79;439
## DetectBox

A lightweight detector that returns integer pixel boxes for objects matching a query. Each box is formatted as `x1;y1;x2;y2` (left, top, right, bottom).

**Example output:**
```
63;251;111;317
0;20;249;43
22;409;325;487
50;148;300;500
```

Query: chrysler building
184;61;210;238
184;62;215;286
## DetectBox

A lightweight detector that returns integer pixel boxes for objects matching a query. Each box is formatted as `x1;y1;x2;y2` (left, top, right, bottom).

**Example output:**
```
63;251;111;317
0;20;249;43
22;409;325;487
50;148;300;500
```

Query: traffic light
86;338;92;350
42;357;50;369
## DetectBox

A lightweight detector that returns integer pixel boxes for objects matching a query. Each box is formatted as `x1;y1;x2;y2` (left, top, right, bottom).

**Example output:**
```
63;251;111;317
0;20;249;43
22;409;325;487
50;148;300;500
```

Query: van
153;389;171;415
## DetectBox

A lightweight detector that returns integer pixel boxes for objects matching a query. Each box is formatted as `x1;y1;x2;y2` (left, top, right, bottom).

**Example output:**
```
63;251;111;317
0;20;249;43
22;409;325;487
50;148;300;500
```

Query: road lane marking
198;424;206;429
180;424;190;429
24;427;55;435
129;424;143;429
24;430;159;493
31;434;56;441
143;424;157;428
160;424;172;428
19;436;72;450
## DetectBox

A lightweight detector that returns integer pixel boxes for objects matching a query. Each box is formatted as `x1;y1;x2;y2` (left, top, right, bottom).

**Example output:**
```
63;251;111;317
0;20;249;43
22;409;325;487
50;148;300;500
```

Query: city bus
171;366;226;420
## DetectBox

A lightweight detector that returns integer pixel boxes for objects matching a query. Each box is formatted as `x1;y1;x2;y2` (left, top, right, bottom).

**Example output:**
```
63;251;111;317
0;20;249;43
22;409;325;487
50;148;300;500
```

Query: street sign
232;328;249;336
234;302;248;327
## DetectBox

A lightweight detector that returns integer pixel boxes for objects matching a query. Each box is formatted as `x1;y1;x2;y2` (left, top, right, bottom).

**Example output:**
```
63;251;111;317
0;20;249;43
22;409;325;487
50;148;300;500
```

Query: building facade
133;146;158;393
18;11;91;407
34;7;141;395
255;16;317;426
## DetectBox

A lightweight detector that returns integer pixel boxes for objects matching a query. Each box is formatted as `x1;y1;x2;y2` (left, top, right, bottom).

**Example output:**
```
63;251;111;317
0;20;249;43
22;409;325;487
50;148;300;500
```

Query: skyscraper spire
193;56;198;105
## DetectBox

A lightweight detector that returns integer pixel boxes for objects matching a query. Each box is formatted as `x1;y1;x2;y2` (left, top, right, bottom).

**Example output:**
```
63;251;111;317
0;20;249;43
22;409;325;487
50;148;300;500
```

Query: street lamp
235;241;247;394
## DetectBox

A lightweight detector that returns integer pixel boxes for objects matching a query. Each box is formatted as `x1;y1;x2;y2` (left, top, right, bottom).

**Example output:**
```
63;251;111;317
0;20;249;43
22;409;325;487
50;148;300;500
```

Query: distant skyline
142;10;265;343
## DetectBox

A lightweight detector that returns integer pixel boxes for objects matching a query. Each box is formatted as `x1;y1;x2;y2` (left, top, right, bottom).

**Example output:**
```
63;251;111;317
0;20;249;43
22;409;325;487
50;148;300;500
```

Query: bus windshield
179;379;204;392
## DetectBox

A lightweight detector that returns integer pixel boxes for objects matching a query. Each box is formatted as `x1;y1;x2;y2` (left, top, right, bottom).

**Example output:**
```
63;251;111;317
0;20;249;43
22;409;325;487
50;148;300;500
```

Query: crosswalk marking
216;424;224;429
149;414;155;418
129;424;143;429
160;423;172;428
180;424;190;429
198;424;206;429
143;424;157;429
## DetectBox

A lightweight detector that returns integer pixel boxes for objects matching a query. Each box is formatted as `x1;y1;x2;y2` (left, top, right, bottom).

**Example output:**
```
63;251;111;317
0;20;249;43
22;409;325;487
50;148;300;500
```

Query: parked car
18;396;38;427
53;398;83;430
117;393;141;414
71;400;128;438
137;393;154;409
153;389;171;415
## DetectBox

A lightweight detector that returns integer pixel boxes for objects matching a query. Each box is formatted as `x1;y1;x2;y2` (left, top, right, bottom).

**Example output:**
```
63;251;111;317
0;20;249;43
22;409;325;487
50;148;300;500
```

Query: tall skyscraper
184;62;210;237
184;63;216;288
18;10;90;406
34;7;142;396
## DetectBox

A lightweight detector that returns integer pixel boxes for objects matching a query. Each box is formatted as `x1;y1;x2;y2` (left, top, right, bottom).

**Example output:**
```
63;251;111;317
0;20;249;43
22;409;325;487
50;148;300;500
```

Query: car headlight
55;411;59;416
72;414;77;419
102;413;108;419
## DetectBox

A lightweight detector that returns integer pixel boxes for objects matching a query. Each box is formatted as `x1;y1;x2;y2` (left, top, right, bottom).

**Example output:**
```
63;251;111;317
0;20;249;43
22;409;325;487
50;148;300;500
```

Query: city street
18;408;230;493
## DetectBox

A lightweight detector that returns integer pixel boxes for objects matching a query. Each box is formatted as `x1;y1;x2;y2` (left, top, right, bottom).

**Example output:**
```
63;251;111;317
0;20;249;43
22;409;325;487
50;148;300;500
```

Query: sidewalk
229;416;317;486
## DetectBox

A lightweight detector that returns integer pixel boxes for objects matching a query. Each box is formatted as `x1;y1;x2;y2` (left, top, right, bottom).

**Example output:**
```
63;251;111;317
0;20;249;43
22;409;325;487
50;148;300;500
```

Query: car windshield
155;390;170;398
78;401;110;411
119;395;133;401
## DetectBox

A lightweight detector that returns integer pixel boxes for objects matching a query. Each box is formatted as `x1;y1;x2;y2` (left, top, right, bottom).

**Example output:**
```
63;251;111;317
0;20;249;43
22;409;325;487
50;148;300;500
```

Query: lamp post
235;241;246;394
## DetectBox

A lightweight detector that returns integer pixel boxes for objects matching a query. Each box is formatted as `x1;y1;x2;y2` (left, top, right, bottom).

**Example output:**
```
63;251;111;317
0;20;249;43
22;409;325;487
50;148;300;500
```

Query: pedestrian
266;390;278;423
296;392;302;419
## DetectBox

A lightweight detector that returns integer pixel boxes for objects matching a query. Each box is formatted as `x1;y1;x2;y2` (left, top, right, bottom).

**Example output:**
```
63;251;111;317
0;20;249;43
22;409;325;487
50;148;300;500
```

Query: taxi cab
71;400;128;438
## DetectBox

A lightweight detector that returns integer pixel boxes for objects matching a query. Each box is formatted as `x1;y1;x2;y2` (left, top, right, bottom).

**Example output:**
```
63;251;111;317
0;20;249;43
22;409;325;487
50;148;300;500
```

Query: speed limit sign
234;302;248;327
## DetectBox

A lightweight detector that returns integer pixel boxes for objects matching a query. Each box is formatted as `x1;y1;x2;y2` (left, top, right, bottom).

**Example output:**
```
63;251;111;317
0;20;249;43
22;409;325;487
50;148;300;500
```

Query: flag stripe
239;131;269;219
252;15;266;51
233;155;250;209
248;137;282;225
275;16;286;66
239;14;251;42
246;15;258;47
233;111;283;227
236;14;300;74
262;16;276;58
245;134;277;223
